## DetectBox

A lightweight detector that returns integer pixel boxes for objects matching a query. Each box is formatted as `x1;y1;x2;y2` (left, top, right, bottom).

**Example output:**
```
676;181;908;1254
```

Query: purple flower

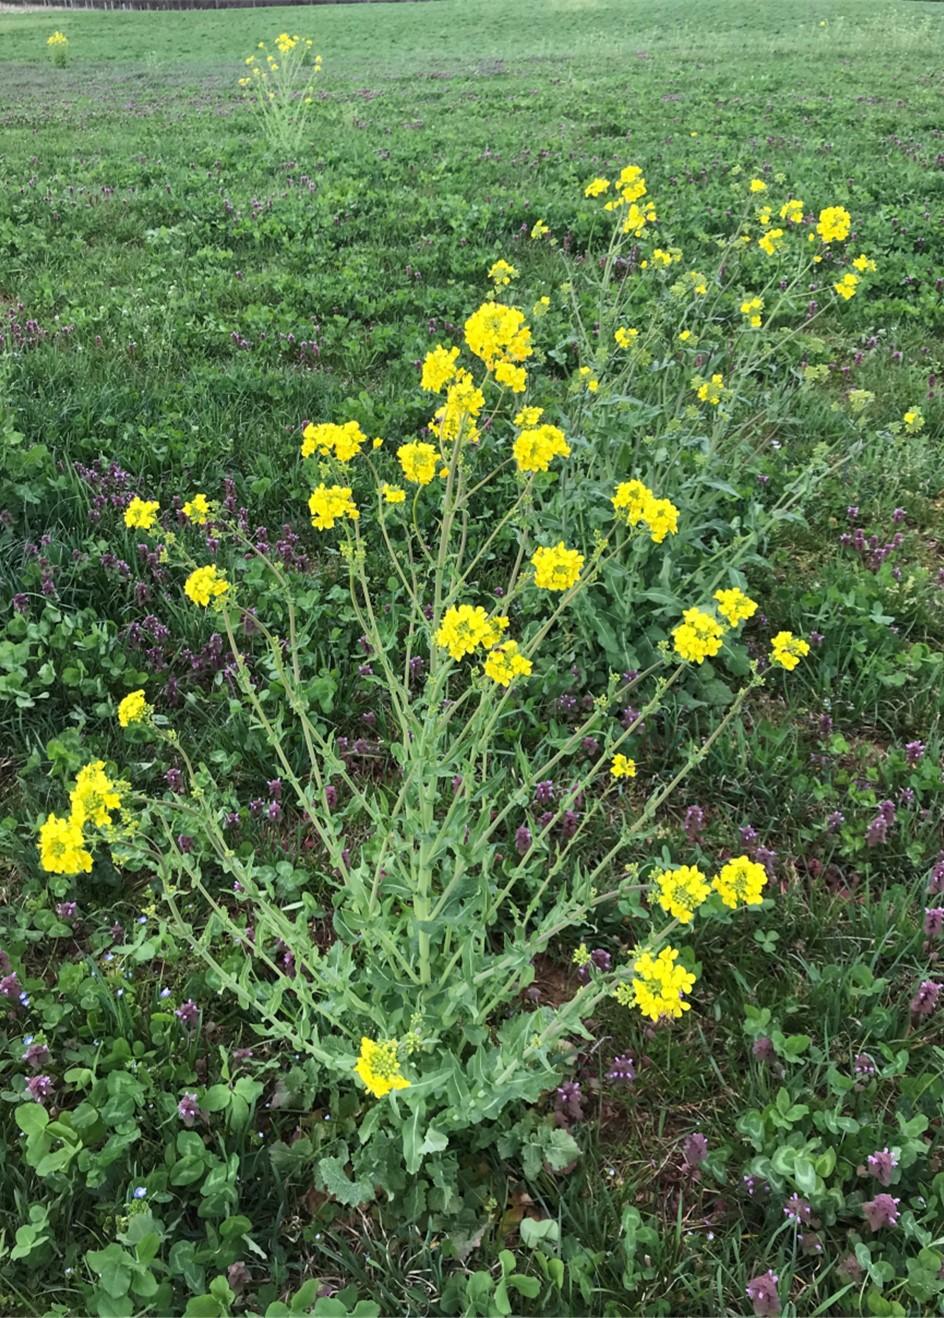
929;858;944;895
514;825;532;856
783;1193;812;1224
175;999;200;1027
228;1262;251;1294
905;740;925;766
606;1054;636;1084
165;767;184;792
923;908;944;939
12;593;29;614
0;972;22;1000
178;1093;201;1126
267;779;282;801
910;980;941;1018
865;814;888;847
745;1271;780;1317
266;800;282;822
863;1193;900;1232
325;785;337;810
534;779;556;806
854;1052;877;1078
56;901;78;921
682;1133;708;1168
177;834;194;853
23;1041;50;1069
743;1174;767;1198
683;805;705;842
752;1036;776;1063
826;810;844;832
26;1075;55;1103
555;1081;583;1121
866;1148;898;1186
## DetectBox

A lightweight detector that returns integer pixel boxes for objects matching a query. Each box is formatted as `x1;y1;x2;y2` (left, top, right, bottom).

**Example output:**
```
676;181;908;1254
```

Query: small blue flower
132;1186;147;1199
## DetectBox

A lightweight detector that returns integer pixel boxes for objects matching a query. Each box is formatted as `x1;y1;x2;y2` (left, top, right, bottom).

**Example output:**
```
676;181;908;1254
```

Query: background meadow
1;0;943;1314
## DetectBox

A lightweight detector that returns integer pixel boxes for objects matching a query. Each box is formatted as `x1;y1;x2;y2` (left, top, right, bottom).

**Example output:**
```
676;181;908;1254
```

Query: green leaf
317;1156;373;1208
520;1217;561;1249
15;1104;49;1136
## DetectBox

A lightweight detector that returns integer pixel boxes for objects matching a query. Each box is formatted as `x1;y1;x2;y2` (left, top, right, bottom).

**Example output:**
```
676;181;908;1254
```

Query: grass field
1;0;944;1314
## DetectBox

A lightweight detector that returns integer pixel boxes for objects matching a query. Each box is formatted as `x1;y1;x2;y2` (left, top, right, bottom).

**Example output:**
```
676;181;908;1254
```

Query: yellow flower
38;812;92;876
749;178;767;193
693;373;726;405
514;406;543;428
308;484;359;530
47;31;68;46
651;247;680;267
672;608;725;664
816;205;852;243
713;587;758;627
494;361;527;393
124;497;160;531
739;296;764;328
513;424;570;474
654;865;710;924
354;1037;410;1099
483;640;533;687
645;497;679;544
614;326;639;349
274;32;297;53
614;946;696;1021
712;855;767;909
435;605;507;661
578;365;599;392
117;689;150;727
611;479;679;543
769;630;810;671
584;177;610;198
464;301;532;370
530;219;550;239
757;227;785;256
301;420;367;463
531;541;584;591
429;369;485;442
610;753;637;780
380;483;406;504
678;329;694;343
902;407;924;434
488;258;518;286
184;564;230;607
182;493;211;525
685;270;708;296
833;272;859;300
779;197;805;224
397;441;439;485
70;761;121;828
852;253;876;273
421;345;460;393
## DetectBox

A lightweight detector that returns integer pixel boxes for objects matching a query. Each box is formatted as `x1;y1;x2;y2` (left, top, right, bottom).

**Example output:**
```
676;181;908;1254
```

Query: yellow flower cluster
902;407;924;434
308;484;359;530
852;253;876;273
531;542;584;591
610;754;637;780
692;372;726;406
421;345;460;393
740;296;764;328
183;493;211;525
47;30;68;46
779;197;804;224
464;301;532;373
712;855;768;909
487;259;518;286
654;864;710;924
397;441;439;485
354;1037;410;1099
184;564;230;606
381;483;406;504
124;497;160;531
816;205;852;243
301;420;368;463
614;946;696;1022
714;587;758;627
513;423;570;474
769;630;810;671
757;227;785;256
833;272;859;301
117;689;150;727
672;607;725;664
614;326;639;349
37;760;125;876
435;605;508;661
483;640;533;687
430;370;486;437
611;479;679;544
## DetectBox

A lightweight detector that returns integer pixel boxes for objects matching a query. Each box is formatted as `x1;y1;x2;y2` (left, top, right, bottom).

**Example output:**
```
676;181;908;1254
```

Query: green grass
1;0;943;1314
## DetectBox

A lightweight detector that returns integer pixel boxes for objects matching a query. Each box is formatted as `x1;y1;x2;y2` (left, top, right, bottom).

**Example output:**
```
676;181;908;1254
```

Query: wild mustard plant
46;31;68;68
239;34;323;158
34;168;826;1195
